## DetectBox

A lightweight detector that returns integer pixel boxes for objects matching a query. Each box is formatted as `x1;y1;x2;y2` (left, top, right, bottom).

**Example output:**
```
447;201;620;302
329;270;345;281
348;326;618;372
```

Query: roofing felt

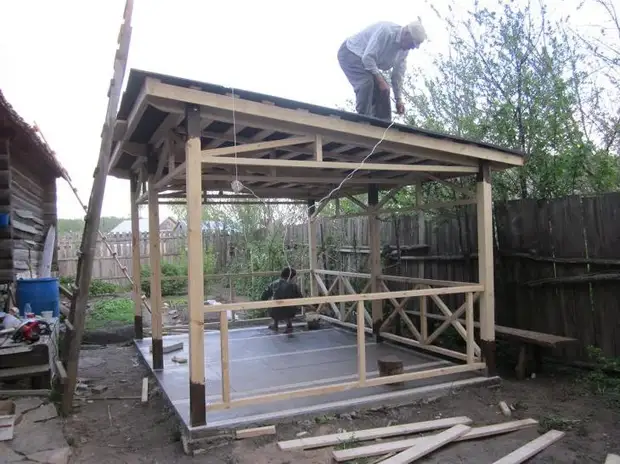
117;68;524;158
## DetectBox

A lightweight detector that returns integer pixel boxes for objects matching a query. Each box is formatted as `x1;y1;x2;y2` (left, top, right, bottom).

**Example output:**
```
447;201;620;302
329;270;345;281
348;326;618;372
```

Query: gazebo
108;69;524;433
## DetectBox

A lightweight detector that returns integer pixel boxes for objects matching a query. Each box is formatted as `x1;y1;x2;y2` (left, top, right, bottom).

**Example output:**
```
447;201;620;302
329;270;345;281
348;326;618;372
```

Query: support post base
134;315;143;340
481;339;497;377
190;381;206;427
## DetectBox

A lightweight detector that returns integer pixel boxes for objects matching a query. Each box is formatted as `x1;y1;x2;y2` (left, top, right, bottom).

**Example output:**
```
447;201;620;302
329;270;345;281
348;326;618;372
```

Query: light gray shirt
345;21;408;102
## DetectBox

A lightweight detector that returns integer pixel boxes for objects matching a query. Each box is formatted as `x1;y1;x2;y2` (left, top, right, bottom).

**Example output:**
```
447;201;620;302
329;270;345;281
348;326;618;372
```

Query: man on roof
338;20;427;121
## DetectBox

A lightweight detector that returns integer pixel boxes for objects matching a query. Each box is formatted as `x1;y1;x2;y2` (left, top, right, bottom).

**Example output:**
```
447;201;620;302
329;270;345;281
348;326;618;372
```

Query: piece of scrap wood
236;425;276;439
141;378;148;403
0;390;51;397
278;416;472;451
499;401;512;417
333;418;538;462
380;424;471;464
149;342;183;354
492;429;565;464
55;361;68;383
605;454;620;464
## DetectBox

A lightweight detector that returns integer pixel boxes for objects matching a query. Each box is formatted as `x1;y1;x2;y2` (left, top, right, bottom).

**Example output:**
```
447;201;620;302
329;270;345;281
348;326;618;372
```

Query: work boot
268;320;279;332
285;320;293;334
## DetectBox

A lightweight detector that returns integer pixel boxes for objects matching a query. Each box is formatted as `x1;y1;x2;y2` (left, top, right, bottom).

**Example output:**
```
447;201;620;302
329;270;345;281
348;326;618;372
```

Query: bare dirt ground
62;342;620;464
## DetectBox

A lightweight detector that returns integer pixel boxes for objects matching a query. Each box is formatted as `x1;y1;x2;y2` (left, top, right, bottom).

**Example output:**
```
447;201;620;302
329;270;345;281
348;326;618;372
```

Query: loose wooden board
278;416;472;451
236;425;276;439
379;424;471;464
332;418;538;462
492;429;565;464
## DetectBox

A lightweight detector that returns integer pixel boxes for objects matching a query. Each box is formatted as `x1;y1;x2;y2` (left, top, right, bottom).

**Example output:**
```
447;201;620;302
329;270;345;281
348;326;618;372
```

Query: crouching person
261;267;303;334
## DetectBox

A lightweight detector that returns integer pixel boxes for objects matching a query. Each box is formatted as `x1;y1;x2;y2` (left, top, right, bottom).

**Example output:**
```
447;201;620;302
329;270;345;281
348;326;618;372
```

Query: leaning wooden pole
61;0;134;415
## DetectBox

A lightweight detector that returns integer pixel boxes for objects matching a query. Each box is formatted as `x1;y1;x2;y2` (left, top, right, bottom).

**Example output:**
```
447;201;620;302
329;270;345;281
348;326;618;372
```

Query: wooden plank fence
56;192;620;359
284;193;620;360
57;230;233;281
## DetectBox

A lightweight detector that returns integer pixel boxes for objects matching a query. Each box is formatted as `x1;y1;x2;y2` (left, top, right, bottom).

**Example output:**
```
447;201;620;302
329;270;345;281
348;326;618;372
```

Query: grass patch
86;298;134;330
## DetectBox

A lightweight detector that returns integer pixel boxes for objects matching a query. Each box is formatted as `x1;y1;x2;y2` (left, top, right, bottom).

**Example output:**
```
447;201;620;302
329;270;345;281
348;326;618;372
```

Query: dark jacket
260;278;303;321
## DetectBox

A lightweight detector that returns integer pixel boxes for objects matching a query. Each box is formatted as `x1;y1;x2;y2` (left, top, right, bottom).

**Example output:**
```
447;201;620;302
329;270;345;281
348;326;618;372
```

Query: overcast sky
0;0;606;220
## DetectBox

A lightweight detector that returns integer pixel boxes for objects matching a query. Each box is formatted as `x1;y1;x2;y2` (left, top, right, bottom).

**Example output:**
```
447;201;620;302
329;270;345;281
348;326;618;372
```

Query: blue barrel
16;277;60;317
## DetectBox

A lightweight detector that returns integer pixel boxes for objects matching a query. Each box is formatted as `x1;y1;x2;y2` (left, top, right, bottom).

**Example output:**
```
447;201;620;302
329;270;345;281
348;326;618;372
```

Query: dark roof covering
118;69;524;158
0;90;69;180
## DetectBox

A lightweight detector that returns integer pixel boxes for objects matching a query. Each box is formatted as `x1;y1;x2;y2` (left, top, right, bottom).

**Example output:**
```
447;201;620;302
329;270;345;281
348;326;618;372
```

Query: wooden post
420;292;428;343
130;175;143;339
368;185;382;340
357;300;366;385
466;292;474;364
416;181;425;279
186;104;206;426
148;177;163;370
307;200;318;297
476;162;496;375
220;310;231;405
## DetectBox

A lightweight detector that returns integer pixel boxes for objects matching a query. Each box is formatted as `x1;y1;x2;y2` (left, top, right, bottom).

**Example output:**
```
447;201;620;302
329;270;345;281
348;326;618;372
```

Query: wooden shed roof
0;90;69;181
109;69;525;200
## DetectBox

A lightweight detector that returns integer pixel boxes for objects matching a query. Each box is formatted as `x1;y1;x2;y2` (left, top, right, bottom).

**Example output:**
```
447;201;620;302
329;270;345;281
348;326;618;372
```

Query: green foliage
85;298;134;330
88;280;120;296
403;0;620;201
583;346;620;404
141;262;187;297
57;217;126;236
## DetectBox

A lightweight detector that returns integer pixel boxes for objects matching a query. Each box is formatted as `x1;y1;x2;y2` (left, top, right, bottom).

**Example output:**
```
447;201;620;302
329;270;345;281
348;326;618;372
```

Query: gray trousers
338;41;392;121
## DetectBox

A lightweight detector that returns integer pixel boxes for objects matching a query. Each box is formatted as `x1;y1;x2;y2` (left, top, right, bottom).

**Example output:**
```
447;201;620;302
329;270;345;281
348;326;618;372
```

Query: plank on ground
235;425;276;439
492;430;565;464
379;424;471;464
277;416;472;451
332;419;538;462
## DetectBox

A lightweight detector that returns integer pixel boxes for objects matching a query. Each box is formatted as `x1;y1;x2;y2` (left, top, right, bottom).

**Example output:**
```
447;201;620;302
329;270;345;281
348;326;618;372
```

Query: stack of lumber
277;416;565;463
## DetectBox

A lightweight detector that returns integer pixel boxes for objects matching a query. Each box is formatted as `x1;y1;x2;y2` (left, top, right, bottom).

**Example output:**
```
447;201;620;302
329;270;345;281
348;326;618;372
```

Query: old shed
0;90;68;282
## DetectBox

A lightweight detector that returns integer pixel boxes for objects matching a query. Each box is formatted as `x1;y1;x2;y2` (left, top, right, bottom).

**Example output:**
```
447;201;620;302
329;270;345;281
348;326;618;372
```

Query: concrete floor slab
135;325;488;433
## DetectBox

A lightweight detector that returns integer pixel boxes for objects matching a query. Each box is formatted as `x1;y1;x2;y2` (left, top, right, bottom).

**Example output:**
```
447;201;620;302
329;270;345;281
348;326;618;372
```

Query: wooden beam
185;104;206;427
492;430;565;464
379;424;471;463
153;162;186;191
206;363;484;411
477;161;496;375
308;200;318;297
332;419;538;462
278;416;472;451
148;174;163;370
130;175;143;339
314;134;323;161
368;185;382;338
235;425;276;439
203;284;483;314
201;156;479;174
201;173;415;186
146;80;525;167
202;135;314;157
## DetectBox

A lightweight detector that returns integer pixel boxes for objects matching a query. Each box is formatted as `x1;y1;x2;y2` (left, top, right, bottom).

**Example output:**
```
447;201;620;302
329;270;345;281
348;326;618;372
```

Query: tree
403;0;620;200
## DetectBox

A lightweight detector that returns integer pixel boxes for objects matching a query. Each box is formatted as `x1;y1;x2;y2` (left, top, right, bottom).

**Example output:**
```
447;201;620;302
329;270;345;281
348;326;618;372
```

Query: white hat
405;20;427;45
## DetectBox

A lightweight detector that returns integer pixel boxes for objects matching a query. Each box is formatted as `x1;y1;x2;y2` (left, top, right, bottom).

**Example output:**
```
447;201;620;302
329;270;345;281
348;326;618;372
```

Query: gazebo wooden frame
109;69;525;428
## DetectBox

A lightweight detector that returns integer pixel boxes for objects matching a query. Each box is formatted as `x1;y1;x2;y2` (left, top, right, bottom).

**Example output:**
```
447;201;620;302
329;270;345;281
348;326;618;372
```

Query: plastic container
0;213;9;228
16;277;60;318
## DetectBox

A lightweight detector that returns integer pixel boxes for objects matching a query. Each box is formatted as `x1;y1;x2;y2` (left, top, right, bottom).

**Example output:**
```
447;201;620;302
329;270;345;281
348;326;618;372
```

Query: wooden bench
403;310;578;379
492;325;578;380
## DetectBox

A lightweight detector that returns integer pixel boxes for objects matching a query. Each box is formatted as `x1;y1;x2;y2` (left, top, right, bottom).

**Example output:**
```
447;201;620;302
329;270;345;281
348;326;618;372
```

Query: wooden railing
197;278;485;411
